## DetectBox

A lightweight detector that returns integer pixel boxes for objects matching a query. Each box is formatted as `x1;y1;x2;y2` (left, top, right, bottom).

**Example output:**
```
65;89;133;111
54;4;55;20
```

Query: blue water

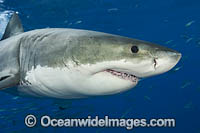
0;0;199;133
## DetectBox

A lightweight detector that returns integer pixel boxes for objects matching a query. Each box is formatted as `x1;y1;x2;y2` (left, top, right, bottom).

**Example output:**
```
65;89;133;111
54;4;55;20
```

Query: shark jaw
17;60;142;99
105;69;138;83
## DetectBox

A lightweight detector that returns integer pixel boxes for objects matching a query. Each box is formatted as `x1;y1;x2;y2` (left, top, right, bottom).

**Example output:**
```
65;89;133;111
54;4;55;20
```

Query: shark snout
153;50;182;75
169;51;182;62
164;50;182;65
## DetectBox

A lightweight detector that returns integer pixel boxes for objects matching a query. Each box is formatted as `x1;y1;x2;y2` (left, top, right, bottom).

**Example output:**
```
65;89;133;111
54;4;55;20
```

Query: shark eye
131;46;139;53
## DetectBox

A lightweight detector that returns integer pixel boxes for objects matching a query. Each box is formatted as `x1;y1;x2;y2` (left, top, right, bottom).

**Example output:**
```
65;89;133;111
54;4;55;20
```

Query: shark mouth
106;69;138;83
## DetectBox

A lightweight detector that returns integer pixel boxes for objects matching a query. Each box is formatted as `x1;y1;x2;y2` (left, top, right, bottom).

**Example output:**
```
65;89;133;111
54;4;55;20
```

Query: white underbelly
18;65;90;99
17;62;136;99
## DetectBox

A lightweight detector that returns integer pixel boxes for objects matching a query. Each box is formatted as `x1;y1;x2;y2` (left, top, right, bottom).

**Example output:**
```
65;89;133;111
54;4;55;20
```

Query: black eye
131;46;139;53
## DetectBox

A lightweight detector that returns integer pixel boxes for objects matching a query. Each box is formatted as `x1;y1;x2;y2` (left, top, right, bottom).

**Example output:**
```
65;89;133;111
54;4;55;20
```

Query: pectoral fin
0;72;19;90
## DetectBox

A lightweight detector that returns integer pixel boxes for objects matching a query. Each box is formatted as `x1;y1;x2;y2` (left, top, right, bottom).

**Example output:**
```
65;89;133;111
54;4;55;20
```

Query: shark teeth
106;69;138;83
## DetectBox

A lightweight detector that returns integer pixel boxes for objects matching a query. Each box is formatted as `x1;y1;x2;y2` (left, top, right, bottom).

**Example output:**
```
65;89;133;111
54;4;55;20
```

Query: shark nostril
153;58;158;69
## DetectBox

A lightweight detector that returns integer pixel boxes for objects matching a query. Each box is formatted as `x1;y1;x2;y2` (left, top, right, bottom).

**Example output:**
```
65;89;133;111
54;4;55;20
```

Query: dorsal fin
1;12;24;40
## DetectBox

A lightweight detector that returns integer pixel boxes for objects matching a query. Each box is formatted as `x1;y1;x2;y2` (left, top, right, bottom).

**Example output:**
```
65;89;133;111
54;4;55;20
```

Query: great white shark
0;13;181;99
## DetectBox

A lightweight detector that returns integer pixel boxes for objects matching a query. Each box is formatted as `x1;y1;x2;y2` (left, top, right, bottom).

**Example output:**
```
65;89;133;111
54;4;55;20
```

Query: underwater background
0;0;199;132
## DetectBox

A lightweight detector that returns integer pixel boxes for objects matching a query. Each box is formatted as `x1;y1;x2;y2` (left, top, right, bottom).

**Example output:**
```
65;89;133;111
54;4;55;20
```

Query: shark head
19;30;181;99
62;34;181;96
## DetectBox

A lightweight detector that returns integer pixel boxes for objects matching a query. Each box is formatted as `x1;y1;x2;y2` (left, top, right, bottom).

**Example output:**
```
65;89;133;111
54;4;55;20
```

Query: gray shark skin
0;13;181;99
